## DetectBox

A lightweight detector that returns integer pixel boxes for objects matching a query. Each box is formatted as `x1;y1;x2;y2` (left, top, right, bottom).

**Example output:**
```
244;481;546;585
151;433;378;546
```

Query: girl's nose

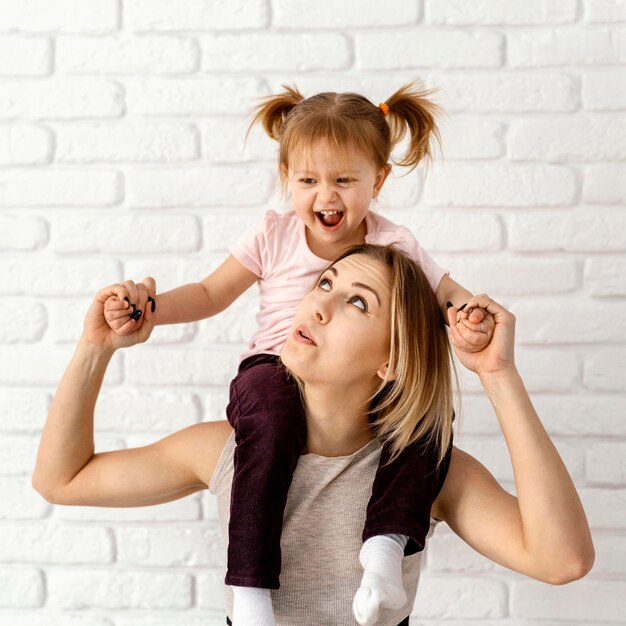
318;183;337;203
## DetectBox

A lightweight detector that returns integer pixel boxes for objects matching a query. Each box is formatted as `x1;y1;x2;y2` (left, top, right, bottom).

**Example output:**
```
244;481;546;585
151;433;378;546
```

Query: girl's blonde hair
326;244;455;465
249;83;442;191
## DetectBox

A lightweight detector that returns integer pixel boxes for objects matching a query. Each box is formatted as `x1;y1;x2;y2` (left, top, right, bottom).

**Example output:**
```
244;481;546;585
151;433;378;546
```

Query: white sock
352;534;408;626
231;586;276;626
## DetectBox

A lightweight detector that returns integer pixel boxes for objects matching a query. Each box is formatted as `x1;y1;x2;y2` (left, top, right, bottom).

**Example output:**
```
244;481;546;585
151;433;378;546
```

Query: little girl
104;83;492;626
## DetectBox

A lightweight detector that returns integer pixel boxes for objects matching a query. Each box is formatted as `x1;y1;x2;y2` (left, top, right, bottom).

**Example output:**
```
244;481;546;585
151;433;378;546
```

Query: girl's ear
377;361;397;382
372;164;392;198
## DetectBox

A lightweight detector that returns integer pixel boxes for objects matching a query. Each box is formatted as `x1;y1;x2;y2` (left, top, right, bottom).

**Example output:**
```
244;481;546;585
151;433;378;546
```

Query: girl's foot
231;586;276;626
352;535;408;626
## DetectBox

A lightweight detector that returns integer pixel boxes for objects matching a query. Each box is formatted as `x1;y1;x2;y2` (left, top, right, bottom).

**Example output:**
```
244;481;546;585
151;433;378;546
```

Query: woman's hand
447;303;495;354
103;278;157;336
83;277;157;353
447;295;516;379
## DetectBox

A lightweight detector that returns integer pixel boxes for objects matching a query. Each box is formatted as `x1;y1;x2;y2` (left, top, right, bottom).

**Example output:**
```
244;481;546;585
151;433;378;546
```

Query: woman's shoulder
179;421;233;490
431;446;497;523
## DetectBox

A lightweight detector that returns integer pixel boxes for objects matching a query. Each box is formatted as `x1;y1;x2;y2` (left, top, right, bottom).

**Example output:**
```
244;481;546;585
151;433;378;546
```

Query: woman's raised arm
432;297;594;584
32;282;232;506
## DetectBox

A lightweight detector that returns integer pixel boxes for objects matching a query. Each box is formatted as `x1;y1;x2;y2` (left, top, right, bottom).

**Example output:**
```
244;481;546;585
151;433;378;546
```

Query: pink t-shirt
229;210;448;360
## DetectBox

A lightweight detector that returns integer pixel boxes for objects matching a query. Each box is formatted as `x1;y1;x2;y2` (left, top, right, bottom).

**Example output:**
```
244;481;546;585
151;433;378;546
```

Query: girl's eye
349;295;368;311
337;177;351;184
318;277;331;291
300;177;316;184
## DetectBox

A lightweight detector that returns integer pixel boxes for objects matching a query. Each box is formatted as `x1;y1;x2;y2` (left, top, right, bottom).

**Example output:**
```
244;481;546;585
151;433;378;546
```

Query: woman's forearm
32;339;112;500
481;369;594;577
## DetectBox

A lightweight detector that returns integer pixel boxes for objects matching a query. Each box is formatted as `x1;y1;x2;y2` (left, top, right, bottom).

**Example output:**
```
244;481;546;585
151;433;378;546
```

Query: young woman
33;244;594;626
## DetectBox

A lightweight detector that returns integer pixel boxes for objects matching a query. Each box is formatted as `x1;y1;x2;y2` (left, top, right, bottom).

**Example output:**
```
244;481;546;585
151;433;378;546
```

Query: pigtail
385;82;443;170
248;84;305;141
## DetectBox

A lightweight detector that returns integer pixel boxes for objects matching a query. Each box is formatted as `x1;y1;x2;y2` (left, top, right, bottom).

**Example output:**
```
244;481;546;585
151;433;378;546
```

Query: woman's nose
312;297;331;323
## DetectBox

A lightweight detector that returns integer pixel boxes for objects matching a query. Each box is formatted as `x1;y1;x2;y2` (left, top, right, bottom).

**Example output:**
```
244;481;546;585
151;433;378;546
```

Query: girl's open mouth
316;210;344;229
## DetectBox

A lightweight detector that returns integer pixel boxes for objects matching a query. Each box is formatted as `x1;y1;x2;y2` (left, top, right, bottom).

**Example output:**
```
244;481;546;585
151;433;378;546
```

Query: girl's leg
353;436;452;625
363;433;453;552
225;354;306;589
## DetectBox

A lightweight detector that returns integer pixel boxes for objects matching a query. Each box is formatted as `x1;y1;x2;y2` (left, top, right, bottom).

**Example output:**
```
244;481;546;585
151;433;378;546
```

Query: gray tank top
210;433;438;625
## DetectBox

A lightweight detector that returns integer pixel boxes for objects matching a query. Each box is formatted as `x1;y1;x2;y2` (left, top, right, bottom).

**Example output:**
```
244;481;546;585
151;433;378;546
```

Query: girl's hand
447;303;495;354
447;295;516;379
103;278;156;337
83;278;157;352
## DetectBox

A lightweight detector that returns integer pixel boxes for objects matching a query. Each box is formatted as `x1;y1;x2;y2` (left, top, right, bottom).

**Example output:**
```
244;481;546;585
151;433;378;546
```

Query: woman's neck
301;385;374;457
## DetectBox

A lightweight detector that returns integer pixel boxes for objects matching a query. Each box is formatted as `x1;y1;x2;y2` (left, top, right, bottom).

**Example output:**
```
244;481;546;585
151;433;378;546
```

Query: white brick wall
1;1;624;624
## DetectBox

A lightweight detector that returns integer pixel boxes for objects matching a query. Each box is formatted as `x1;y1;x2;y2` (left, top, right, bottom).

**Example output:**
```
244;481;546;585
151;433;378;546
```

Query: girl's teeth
317;211;343;226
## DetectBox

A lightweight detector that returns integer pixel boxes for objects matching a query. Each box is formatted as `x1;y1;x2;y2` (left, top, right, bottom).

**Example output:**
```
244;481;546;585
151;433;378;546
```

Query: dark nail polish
458;303;467;312
148;296;156;313
130;310;142;321
446;301;453;309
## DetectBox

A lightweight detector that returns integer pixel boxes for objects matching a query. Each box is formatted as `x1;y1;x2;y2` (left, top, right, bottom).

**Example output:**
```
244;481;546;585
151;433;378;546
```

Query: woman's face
281;253;393;393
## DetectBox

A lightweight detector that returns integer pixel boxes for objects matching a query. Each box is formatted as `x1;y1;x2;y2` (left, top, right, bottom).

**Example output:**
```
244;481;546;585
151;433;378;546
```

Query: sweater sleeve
394;224;449;293
368;213;448;292
228;211;279;279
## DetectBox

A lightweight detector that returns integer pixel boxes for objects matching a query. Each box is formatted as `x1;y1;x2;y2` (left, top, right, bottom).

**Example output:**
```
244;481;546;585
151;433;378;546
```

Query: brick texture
2;3;623;624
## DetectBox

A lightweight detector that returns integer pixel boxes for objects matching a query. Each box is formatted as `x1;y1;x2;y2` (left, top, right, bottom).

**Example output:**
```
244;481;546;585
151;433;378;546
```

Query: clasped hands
81;277;157;353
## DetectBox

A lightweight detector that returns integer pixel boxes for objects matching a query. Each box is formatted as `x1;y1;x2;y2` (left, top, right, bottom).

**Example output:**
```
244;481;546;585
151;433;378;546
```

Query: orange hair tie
378;102;390;117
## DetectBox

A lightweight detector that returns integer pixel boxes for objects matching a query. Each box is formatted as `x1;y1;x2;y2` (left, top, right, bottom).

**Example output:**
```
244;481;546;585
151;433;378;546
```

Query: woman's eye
318;277;331;291
349;296;367;311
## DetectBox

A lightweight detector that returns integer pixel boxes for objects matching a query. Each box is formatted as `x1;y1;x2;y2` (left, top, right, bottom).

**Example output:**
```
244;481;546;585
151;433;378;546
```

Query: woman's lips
294;324;317;345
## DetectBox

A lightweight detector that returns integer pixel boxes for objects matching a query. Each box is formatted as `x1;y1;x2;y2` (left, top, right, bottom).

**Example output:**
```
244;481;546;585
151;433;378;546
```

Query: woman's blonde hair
327;244;455;465
249;83;442;192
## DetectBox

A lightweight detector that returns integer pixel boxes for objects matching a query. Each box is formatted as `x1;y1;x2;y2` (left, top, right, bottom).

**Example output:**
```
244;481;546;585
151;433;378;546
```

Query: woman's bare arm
433;298;594;584
32;284;232;506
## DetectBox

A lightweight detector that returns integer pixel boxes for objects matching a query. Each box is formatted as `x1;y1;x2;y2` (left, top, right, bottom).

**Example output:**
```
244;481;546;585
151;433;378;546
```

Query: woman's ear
377;362;397;382
372;164;392;198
